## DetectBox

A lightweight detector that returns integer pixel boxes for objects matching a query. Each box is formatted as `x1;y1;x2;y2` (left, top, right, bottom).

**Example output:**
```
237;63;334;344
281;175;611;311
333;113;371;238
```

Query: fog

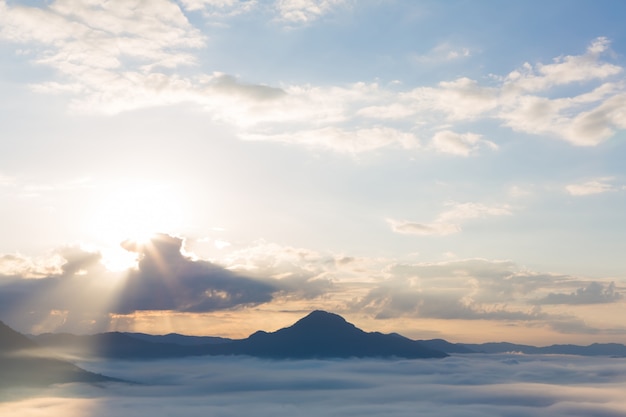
1;354;626;417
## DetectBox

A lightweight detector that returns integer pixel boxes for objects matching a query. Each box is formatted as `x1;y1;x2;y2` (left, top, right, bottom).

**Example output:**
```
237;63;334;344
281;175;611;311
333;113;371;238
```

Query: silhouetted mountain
416;338;476;354
207;310;448;359
0;321;117;388
29;311;626;360
32;311;448;359
123;332;232;346
32;332;203;359
462;341;626;356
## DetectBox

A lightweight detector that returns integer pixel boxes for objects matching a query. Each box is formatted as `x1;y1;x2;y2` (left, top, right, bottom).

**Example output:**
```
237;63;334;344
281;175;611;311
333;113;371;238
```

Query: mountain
122;332;232;346
32;332;203;359
32;310;626;360
207;310;448;359
461;342;626;356
32;311;448;359
0;321;117;388
416;338;476;354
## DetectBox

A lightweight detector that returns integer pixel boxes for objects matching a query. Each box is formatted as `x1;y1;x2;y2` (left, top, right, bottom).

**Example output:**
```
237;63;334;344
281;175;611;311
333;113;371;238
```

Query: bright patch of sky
1;0;626;343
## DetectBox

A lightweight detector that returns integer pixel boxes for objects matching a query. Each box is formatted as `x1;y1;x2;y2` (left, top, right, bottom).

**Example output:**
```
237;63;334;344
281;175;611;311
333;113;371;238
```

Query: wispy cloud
412;42;472;64
388;202;512;236
565;177;617;196
180;0;258;16
275;0;349;23
430;130;497;156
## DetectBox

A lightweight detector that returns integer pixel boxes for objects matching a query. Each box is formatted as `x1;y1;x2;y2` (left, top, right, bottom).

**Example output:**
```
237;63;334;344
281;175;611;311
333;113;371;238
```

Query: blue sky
1;0;626;343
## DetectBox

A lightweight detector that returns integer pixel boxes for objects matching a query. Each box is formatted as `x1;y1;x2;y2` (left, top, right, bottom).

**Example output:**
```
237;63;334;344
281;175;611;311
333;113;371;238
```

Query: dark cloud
533;281;623;305
0;234;282;332
115;234;278;313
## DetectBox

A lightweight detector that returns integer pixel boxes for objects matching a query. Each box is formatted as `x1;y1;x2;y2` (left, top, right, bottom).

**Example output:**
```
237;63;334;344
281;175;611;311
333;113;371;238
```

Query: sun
87;180;186;270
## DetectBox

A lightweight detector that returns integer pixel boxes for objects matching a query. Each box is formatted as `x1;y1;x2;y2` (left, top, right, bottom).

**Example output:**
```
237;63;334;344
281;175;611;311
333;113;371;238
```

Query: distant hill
206;310;448;359
461;341;626;356
0;321;118;388
416;338;476;354
32;332;203;359
122;332;232;346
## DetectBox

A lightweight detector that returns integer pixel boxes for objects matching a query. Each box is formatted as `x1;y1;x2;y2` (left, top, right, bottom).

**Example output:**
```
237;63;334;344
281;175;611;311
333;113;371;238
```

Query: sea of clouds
1;354;626;417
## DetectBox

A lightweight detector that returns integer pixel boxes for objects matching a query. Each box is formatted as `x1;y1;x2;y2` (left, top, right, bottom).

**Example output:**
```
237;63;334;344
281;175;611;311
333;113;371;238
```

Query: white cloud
275;0;348;23
180;0;258;16
388;202;512;236
412;42;472;64
2;3;626;152
430;130;498;156
387;219;460;236
503;37;621;93
404;77;500;121
565;178;615;196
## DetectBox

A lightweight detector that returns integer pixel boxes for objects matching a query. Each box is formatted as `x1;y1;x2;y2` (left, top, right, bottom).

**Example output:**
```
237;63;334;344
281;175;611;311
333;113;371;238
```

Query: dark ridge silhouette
29;311;626;360
461;341;626;356
416;338;476;354
122;332;232;346
0;321;118;388
33;311;448;359
32;332;202;359
206;310;448;359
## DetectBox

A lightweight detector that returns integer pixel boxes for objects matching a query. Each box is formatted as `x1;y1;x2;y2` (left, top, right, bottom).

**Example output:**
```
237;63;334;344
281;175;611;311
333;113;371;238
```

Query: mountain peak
236;311;448;359
286;310;358;336
296;310;350;325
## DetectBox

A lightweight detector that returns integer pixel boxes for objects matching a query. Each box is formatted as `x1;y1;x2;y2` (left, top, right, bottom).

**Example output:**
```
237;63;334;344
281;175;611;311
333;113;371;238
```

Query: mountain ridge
27;311;626;359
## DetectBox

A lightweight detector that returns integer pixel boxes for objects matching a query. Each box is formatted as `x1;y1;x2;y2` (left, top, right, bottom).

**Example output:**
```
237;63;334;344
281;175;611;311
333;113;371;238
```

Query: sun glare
88;181;186;269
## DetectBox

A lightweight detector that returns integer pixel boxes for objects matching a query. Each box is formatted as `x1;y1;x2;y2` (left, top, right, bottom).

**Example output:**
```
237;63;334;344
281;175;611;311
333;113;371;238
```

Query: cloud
534;281;622;305
388;202;512;236
275;0;348;23
0;0;205;68
3;4;626;153
4;353;626;417
242;126;420;153
412;42;472;64
350;262;549;322
180;0;258;16
179;0;347;23
354;281;547;322
404;77;500;121
565;178;616;195
115;234;277;314
387;219;460;236
0;234;285;333
430;130;498;156
1;236;624;339
502;37;621;93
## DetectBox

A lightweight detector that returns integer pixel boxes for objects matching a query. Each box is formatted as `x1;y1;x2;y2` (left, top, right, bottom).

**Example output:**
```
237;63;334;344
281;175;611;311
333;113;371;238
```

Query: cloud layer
2;354;626;417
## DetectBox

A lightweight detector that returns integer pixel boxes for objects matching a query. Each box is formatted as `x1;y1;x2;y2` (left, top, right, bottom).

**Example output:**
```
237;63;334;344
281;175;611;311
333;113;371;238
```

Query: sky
1;0;626;344
2;355;626;416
